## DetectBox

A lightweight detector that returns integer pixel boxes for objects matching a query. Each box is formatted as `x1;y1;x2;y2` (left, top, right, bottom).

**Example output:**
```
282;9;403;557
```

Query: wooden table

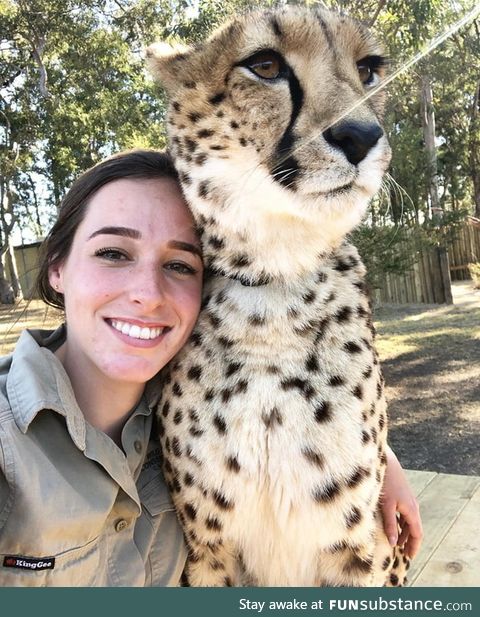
405;470;480;587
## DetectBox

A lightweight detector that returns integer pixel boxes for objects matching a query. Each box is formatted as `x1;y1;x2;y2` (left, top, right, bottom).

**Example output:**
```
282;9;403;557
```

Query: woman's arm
380;444;423;558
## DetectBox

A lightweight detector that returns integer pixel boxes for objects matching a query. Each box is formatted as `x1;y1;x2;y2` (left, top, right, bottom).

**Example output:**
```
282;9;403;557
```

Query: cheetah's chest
158;252;387;581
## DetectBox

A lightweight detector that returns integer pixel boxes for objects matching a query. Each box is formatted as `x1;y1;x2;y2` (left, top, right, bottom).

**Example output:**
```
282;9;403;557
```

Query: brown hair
36;149;179;310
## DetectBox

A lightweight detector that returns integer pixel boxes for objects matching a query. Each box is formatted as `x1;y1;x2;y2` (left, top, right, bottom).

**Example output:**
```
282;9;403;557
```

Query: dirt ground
374;281;480;477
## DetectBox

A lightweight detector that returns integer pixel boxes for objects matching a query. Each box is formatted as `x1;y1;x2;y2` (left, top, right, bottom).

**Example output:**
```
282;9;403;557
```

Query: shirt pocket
0;535;104;587
135;471;187;587
139;471;175;517
134;437;186;586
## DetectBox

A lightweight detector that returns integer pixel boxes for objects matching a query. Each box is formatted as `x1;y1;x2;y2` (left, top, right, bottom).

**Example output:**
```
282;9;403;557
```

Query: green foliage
1;0;172;237
352;224;416;289
381;1;480;220
420;208;471;244
1;0;479;283
161;0;281;44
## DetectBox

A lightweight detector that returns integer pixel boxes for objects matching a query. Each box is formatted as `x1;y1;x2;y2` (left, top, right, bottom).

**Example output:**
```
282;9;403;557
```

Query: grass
374;302;480;362
372;281;480;475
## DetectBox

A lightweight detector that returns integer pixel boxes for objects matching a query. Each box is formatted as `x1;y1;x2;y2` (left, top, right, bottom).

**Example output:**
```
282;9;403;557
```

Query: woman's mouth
108;319;168;340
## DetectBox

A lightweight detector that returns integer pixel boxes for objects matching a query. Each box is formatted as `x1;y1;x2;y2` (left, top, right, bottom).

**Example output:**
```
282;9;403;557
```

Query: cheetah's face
148;8;389;195
147;8;390;279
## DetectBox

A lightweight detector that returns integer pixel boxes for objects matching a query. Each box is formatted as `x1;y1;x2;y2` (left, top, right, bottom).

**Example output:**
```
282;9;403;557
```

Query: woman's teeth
110;319;164;340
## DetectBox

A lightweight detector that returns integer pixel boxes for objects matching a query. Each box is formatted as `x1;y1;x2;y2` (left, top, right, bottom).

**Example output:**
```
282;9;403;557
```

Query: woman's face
49;176;203;388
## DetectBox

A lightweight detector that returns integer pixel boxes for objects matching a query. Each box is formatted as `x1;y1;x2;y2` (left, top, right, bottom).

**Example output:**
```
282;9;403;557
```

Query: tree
1;0;480;302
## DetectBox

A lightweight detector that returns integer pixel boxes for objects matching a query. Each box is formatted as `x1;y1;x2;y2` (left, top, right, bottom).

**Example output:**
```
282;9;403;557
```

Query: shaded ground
374;281;480;476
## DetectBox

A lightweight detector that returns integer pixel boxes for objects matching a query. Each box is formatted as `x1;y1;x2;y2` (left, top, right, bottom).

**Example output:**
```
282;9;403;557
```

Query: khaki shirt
0;327;186;586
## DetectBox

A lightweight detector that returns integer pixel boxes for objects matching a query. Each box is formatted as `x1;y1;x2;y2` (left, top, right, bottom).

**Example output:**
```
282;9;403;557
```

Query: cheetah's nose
323;121;384;166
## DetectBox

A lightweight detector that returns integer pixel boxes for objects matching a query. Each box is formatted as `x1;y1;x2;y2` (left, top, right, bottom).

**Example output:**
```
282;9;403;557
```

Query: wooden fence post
438;246;453;304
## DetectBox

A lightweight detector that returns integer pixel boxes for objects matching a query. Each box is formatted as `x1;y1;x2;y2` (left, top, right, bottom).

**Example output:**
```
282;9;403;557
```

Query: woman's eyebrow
168;240;202;259
88;228;202;258
88;226;141;240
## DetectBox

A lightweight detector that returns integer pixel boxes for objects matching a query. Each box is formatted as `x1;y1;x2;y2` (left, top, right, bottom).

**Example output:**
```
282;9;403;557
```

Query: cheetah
147;5;410;586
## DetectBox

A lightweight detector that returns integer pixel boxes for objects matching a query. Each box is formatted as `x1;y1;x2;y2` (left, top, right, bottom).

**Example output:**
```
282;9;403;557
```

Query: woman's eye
243;50;286;80
165;262;198;276
94;247;129;261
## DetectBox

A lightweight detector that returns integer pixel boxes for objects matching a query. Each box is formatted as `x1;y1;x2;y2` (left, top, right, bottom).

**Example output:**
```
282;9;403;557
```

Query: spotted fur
148;6;410;586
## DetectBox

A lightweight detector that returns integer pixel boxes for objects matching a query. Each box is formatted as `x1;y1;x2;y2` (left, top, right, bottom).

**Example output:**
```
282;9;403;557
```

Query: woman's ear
48;262;64;294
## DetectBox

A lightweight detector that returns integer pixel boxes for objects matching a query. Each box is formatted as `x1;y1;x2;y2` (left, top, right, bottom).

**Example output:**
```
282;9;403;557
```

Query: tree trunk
0;172;15;304
50;157;63;211
469;80;480;218
420;71;452;304
26;173;44;234
420;72;441;220
6;241;23;300
0;257;15;305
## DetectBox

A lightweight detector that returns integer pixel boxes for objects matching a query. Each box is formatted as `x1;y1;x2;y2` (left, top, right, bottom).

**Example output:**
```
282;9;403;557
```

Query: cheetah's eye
357;61;373;84
356;55;386;87
241;50;286;80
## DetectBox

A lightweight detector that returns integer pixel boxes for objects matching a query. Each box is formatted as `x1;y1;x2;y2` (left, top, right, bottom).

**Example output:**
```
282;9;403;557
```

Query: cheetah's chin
304;182;354;197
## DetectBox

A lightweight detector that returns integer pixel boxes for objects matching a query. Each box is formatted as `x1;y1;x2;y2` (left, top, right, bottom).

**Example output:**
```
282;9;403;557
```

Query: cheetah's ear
146;42;194;94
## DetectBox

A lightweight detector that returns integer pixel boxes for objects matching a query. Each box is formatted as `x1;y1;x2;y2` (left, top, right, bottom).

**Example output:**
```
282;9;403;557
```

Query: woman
0;150;421;586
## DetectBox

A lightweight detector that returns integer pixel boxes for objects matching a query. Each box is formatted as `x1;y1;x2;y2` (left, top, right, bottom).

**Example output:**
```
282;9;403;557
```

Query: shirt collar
7;326;157;450
7;326;88;450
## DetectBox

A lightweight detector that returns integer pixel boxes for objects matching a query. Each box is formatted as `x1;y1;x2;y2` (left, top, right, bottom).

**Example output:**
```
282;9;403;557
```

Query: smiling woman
47;174;202;439
0;150;203;587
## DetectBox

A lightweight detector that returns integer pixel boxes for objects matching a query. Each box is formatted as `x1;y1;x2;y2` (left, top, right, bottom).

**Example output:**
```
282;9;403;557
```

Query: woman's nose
128;265;167;309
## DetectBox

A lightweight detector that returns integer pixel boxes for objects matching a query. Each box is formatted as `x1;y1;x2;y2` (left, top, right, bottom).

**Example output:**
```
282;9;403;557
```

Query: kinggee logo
3;555;55;570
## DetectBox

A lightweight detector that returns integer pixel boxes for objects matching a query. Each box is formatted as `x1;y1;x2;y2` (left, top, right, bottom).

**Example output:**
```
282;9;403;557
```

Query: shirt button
115;519;129;532
134;440;143;454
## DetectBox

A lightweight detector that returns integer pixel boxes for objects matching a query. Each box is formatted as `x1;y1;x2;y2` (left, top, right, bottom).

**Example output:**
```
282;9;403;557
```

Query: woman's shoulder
0;327;66;422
